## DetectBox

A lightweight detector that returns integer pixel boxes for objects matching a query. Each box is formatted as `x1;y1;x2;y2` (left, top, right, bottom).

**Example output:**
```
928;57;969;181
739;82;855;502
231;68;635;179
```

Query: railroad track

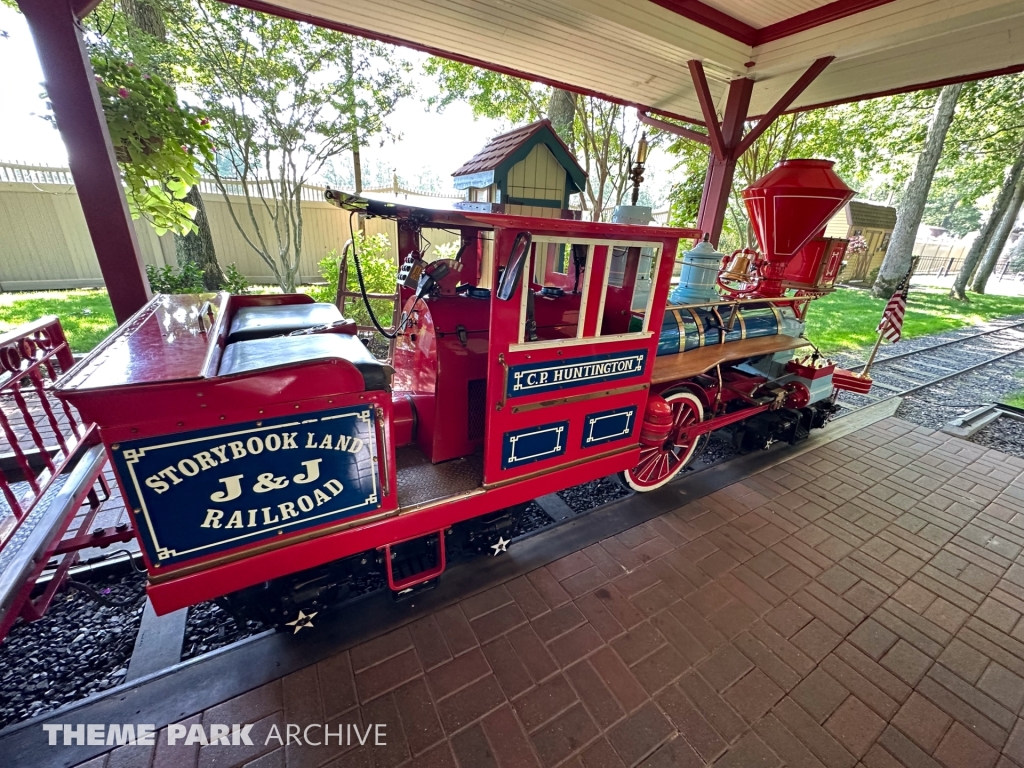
834;316;1024;409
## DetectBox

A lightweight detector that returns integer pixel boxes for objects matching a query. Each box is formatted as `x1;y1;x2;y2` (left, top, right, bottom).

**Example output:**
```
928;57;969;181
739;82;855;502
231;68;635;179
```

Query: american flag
877;273;910;343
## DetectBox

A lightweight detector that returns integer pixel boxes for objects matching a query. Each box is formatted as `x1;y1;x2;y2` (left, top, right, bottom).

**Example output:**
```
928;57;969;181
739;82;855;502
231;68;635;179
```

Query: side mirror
496;232;532;301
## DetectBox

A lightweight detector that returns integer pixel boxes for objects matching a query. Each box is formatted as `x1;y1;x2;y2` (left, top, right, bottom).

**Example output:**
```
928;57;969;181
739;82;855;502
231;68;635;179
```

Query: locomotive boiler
54;159;867;629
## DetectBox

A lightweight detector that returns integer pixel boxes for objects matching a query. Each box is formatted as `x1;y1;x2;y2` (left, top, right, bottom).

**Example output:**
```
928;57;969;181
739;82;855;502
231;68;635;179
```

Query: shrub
145;262;204;294
147;261;251;295
221;263;250;295
312;233;397;329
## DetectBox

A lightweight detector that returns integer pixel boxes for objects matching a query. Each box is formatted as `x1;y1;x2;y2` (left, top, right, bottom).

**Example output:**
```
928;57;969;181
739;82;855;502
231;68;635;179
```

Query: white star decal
285;609;318;634
490;536;510;556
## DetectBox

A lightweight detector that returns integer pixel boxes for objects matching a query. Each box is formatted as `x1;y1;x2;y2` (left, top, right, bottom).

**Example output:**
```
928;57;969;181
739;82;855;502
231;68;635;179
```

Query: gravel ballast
557;476;631;513
895;353;1024;431
970;416;1024;459
0;571;145;730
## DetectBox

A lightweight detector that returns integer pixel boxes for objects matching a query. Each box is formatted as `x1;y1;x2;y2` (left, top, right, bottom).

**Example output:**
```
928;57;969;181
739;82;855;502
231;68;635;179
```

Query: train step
383;531;446;599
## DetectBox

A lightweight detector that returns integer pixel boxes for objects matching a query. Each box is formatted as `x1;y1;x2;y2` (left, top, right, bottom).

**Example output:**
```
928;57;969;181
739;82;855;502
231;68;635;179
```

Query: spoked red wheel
623;391;704;492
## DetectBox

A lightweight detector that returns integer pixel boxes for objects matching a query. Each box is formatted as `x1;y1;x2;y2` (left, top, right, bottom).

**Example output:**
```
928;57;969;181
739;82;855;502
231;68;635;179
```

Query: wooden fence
0;161;460;291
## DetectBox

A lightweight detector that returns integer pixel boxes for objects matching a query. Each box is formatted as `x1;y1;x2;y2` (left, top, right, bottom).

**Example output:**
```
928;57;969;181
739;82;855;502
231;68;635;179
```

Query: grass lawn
805;287;1024;355
4;284;1024;358
0;289;117;354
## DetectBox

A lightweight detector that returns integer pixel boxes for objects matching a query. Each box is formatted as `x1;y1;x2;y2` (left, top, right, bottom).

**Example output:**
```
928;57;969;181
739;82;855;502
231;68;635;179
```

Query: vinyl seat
227;303;343;343
219;334;392;391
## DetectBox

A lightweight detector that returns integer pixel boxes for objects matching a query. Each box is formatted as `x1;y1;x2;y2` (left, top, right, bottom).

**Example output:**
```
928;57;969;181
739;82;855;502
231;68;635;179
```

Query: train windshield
511;237;662;349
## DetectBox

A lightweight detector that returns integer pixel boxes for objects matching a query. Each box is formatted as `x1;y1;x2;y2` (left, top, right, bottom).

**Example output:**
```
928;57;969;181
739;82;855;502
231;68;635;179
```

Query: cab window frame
510;236;662;351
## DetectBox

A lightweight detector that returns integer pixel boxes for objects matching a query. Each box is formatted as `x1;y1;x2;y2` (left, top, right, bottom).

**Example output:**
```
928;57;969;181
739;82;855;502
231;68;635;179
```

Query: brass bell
721;250;754;282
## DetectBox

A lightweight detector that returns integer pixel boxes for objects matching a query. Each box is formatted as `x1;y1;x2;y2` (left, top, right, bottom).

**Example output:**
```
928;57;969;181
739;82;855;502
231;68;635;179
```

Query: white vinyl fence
0;161;459;291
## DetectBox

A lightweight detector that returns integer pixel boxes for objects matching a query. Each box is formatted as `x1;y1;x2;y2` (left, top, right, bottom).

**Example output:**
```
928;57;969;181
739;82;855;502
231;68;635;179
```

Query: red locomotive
54;159;868;629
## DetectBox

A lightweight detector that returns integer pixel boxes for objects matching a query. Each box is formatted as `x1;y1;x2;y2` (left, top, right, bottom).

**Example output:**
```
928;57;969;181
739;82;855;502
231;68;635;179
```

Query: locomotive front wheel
622;391;704;492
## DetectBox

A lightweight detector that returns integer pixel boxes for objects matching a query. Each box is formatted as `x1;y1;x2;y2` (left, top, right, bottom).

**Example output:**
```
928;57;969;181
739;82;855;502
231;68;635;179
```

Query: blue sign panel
582;406;638;449
111;405;380;568
501;420;569;469
506;349;648;399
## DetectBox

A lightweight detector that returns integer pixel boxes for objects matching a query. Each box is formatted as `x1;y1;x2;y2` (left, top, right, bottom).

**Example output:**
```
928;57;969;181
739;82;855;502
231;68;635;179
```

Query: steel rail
846;317;1024;373
838;335;1024;412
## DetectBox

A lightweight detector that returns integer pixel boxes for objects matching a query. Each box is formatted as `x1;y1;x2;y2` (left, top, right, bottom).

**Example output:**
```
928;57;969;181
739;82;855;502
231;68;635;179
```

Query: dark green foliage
90;54;214;236
309;233;397;329
145;262;204;294
221;263;250;295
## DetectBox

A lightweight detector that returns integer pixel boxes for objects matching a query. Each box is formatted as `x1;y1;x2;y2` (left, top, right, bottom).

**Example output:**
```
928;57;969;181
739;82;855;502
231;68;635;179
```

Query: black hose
348;210;400;339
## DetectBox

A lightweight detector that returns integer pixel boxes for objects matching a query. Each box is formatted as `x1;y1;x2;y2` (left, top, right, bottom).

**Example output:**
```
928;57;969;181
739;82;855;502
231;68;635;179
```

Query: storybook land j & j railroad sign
111;404;381;568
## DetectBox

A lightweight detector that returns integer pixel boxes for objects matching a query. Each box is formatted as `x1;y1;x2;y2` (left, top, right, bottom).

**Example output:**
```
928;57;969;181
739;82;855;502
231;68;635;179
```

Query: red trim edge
775;63;1024;118
647;0;756;46
758;0;899;45
646;0;899;46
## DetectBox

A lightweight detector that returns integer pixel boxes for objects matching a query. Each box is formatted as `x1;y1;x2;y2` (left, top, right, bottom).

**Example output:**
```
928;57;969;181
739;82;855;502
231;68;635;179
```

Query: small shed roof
848;200;897;230
452;119;586;194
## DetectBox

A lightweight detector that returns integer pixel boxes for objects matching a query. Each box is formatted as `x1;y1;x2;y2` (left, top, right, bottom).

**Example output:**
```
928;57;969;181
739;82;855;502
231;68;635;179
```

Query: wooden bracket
687;60;727;160
732;56;834;160
637;111;711;146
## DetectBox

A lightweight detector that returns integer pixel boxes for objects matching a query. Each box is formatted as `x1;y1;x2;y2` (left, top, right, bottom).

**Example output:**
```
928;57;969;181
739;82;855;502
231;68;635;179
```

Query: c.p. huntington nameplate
506;349;648;399
111;405;380;568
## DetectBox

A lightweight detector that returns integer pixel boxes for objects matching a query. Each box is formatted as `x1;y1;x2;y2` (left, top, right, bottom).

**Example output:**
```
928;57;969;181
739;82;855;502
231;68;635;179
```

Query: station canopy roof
230;0;1024;124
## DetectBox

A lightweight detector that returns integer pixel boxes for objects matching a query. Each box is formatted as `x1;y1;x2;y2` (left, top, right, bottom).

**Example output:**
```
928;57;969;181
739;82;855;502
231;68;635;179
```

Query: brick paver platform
78;417;1024;768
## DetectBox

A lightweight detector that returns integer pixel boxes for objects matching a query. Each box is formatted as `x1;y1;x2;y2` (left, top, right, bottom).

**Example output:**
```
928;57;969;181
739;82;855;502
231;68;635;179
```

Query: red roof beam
647;0;898;47
637;111;711;146
732;56;833;160
687;60;727;160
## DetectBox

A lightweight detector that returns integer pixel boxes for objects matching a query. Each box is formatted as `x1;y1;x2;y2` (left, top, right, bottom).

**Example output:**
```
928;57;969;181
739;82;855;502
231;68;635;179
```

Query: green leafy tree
944;74;1024;295
424;58;652;220
874;84;962;298
167;0;411;292
424;59;548;123
85;0;224;289
90;55;214;237
664;91;932;253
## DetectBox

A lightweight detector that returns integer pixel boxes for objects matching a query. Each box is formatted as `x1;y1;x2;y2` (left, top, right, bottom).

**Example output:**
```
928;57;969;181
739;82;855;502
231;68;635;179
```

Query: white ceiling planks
699;0;836;29
252;0;1024;122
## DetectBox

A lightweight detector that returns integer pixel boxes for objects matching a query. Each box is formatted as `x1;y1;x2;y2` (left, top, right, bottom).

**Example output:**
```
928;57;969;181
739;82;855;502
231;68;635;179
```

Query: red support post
18;0;151;324
695;77;752;247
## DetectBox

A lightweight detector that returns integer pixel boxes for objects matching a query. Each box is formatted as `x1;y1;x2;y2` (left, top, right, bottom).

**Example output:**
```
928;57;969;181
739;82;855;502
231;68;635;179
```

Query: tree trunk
547;89;577;147
175;186;223;290
352;143;363;194
1005;227;1024;273
872;84;962;298
951;144;1024;300
971;165;1024;293
122;0;222;289
121;0;166;40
